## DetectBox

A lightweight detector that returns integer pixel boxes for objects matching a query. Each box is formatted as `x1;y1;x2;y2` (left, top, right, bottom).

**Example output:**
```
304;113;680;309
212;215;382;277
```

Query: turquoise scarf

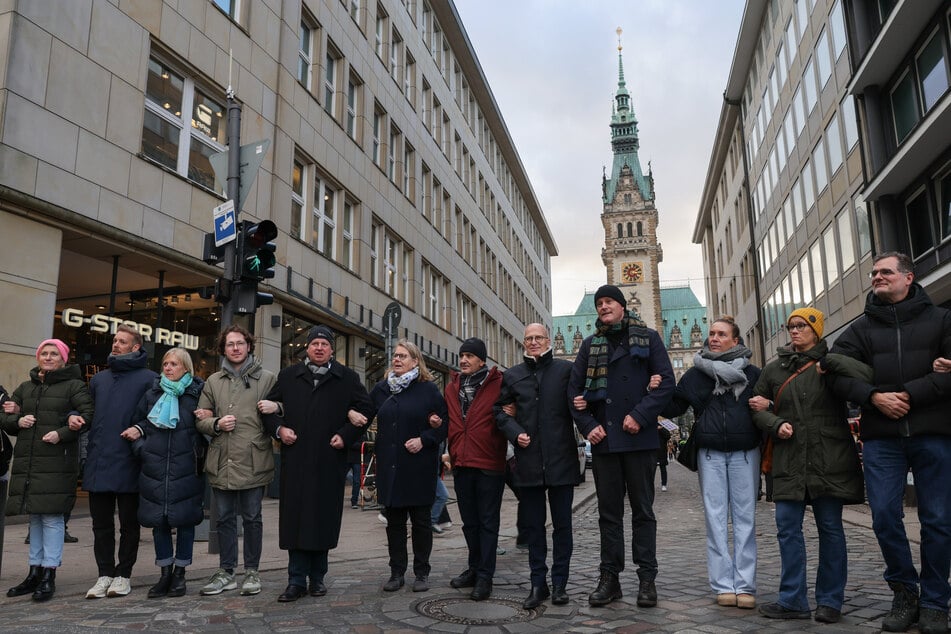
148;373;193;429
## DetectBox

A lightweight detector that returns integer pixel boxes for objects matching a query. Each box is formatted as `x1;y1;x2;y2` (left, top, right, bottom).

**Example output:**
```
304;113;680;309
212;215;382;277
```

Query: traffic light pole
220;90;242;329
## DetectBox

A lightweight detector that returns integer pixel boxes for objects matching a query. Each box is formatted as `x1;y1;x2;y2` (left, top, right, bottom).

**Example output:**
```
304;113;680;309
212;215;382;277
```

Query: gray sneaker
200;569;237;595
240;569;262;596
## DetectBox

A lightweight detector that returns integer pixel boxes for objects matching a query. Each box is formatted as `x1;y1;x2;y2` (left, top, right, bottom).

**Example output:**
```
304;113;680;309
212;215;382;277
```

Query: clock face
622;261;643;283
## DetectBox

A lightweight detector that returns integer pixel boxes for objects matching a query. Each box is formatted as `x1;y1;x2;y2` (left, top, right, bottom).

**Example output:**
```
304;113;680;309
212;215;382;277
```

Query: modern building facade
0;0;556;389
845;0;951;304
695;0;873;364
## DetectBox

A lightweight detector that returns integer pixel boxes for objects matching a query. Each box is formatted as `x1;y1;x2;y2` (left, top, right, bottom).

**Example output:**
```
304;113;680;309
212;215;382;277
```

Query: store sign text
61;308;200;351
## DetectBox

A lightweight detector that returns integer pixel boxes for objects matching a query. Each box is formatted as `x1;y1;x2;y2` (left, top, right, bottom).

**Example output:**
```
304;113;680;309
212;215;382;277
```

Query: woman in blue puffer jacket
123;347;205;599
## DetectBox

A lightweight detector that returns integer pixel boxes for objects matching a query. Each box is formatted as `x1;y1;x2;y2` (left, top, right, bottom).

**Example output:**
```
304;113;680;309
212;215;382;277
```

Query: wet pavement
0;463;928;632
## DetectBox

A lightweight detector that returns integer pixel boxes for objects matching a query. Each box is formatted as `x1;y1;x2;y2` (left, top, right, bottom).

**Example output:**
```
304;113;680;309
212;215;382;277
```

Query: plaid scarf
458;366;489;416
305;360;331;387
583;312;650;403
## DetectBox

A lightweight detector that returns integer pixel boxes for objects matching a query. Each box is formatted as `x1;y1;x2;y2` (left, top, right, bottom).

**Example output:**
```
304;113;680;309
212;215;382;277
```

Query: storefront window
279;311;350;369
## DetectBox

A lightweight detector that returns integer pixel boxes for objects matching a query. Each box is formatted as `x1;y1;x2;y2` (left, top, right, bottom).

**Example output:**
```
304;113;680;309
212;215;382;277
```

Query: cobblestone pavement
0;463;928;632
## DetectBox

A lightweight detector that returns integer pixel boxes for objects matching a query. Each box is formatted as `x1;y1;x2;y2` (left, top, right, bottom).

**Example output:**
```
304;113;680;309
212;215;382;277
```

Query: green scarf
147;373;193;429
584;312;650;402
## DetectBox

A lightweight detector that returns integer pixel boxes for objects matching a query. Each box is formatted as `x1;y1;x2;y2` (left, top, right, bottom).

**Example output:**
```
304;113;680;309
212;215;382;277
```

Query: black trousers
385;505;432;578
592;450;657;580
520;484;574;586
88;491;140;578
454;467;505;581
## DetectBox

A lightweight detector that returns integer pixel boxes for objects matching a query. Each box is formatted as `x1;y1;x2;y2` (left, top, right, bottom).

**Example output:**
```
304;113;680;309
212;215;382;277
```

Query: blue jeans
288;549;328;587
774;496;847;611
454;467;505;581
153;519;195;567
697;447;759;595
431;477;448;525
28;514;64;568
520;484;574;587
214;486;265;571
349;463;361;506
863;435;951;611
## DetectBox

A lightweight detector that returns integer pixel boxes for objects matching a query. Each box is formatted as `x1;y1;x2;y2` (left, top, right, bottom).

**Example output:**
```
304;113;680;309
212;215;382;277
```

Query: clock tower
601;31;663;331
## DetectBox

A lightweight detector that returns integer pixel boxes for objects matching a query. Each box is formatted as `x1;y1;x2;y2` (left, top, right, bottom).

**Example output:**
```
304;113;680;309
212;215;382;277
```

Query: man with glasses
496;323;584;609
195;325;278;597
831;252;951;634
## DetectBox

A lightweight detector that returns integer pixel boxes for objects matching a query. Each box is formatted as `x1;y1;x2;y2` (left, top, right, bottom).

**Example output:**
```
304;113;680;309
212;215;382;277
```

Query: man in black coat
830;252;951;634
497;323;583;609
568;285;674;608
262;325;374;603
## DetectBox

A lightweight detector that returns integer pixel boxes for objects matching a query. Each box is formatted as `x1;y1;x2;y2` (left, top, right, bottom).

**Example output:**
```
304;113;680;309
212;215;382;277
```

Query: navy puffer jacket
132;376;206;528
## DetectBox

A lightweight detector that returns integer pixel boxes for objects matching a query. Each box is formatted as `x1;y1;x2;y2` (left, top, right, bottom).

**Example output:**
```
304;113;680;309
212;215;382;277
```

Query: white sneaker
86;576;113;599
436;521;452;530
661;485;667;492
107;576;132;597
377;513;388;526
200;568;237;595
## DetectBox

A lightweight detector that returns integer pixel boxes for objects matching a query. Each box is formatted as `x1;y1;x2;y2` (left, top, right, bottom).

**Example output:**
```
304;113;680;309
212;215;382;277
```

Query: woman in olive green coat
750;308;871;624
1;339;94;602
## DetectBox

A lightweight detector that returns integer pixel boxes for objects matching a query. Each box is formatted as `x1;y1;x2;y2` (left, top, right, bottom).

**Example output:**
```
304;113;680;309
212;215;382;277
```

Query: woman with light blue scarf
661;316;762;610
123;347;205;598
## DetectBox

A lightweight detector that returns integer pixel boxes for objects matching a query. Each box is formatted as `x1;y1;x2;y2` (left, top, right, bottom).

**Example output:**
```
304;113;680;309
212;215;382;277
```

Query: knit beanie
36;338;70;363
306;325;335;346
788;307;824;339
459;337;487;362
594;284;627;308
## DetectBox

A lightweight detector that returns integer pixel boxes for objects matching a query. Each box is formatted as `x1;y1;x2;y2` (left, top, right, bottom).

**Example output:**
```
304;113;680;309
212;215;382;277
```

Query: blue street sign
213;200;237;247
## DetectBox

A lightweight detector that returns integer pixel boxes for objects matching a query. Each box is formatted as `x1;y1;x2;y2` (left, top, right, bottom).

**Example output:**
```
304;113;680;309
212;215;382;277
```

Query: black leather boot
7;565;42;597
166;566;187;597
148;566;173;598
31;568;56;602
588;571;622;607
882;581;919;632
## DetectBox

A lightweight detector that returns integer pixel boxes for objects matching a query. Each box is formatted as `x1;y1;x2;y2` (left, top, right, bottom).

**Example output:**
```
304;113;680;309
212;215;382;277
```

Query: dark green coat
0;364;94;515
751;340;871;504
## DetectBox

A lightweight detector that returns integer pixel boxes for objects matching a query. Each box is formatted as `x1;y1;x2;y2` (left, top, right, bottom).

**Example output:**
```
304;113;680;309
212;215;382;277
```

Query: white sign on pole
213;200;237;247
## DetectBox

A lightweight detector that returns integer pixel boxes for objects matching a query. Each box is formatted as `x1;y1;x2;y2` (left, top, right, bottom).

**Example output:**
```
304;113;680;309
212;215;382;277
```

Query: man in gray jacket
195;325;278;597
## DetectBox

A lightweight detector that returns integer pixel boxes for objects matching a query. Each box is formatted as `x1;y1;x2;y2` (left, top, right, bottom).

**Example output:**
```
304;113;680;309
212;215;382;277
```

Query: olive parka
262;360;374;552
196;356;277;491
751;340;872;504
0;364;94;516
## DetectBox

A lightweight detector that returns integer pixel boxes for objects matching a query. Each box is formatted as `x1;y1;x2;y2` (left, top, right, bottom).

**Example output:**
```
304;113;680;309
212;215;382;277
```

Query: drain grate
415;596;541;625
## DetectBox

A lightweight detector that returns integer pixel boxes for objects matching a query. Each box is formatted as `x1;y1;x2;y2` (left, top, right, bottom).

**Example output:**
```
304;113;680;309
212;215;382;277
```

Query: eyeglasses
225;341;248;348
787;323;811;332
393;353;411;360
868;268;899;279
523;335;549;343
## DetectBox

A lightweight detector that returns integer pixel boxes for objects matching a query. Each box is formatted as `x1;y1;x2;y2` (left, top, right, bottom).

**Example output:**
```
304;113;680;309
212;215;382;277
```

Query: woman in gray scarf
661;316;762;610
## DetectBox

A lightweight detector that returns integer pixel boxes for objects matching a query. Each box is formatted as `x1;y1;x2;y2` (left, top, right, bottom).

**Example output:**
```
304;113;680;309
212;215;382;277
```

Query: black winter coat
662;364;762;452
83;350;157;493
496;352;583;488
0;365;93;516
262;361;374;551
370;378;448;508
132;376;206;528
831;284;951;440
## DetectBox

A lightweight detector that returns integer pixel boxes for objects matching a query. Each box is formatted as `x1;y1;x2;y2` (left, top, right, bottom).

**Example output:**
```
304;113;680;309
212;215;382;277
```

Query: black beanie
459;337;487;362
306;325;335;346
594;284;627;308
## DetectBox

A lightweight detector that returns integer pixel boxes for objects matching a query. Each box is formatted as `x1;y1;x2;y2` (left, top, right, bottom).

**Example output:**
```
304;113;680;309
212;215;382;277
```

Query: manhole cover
415;596;541;625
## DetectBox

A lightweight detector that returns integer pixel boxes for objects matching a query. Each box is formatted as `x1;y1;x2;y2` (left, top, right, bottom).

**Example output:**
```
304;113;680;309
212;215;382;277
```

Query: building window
372;103;385;167
826;111;843;175
213;0;241;21
375;5;387;60
822;223;839;286
891;69;920;143
829;0;847;60
298;17;317;89
941;169;951;241
313;175;337;258
803;57;818;114
905;188;935;258
388;123;401;184
142;56;226;191
342;199;355;271
349;0;361;26
324;46;340;118
370;222;380;287
403;142;415;200
810;240;825;297
291;158;305;240
390;27;402;83
918;28;949;112
346;73;361;140
837;207;855;272
815;28;832;89
384;233;398;297
404;51;416;106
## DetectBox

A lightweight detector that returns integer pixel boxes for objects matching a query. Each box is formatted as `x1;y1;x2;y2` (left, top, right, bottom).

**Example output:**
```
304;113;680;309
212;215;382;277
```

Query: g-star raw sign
61;308;200;351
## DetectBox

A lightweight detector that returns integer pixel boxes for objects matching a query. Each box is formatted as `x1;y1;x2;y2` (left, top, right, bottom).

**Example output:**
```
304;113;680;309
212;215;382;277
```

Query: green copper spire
603;28;652;204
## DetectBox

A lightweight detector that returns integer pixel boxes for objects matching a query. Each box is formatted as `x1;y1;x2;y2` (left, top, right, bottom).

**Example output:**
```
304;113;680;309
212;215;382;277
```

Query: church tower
601;30;663;331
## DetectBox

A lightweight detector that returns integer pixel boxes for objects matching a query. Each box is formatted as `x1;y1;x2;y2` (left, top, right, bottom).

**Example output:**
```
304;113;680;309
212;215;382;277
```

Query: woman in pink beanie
0;338;94;602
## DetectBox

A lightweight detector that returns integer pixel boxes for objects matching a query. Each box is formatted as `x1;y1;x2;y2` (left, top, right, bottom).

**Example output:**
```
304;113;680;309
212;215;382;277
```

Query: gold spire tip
616;26;623;51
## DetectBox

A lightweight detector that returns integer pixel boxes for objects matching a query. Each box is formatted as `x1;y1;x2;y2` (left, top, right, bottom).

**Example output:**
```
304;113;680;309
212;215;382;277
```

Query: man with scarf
661;316;761;610
75;324;157;599
444;338;506;601
496;323;584;609
195;325;278;597
830;252;951;634
568;284;674;608
262;325;374;602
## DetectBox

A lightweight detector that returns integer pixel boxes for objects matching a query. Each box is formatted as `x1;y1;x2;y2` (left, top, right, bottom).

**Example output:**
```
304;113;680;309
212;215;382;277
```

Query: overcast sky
454;0;745;316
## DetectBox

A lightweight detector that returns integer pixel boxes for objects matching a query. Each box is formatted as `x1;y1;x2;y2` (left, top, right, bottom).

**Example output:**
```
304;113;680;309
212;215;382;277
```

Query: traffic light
232;281;274;314
202;232;226;264
239;220;277;281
